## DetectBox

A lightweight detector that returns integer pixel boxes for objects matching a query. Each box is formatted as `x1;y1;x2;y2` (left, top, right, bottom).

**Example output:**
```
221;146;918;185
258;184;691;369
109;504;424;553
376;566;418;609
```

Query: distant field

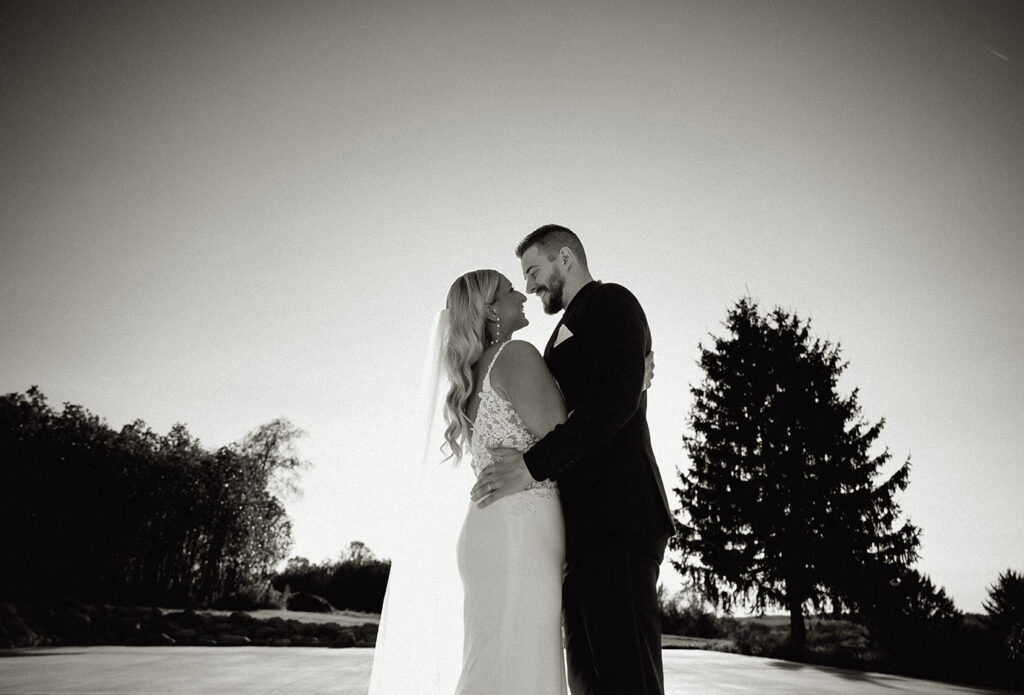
199;610;809;635
661;634;734;650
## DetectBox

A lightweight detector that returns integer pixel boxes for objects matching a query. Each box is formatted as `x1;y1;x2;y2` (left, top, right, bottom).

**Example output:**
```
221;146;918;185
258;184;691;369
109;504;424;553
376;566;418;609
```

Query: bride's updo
443;269;501;462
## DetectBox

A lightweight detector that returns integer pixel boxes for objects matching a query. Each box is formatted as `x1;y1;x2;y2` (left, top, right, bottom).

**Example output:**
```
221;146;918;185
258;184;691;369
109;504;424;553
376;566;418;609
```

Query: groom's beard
539;275;565;314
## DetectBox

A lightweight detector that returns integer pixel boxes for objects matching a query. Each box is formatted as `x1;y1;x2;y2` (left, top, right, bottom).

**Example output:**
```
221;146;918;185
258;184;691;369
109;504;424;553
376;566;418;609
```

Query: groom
472;225;675;695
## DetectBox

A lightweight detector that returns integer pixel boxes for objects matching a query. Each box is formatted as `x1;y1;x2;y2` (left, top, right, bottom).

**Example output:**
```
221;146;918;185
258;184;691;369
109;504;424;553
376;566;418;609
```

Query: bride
448;270;568;694
369;268;568;694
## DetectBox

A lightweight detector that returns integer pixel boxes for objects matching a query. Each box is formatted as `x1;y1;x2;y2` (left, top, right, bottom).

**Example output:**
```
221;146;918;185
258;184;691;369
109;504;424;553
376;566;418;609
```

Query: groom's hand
471;448;535;508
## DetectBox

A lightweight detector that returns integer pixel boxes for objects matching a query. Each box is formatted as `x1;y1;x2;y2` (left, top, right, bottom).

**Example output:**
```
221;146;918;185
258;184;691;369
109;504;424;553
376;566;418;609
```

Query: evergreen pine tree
672;298;920;648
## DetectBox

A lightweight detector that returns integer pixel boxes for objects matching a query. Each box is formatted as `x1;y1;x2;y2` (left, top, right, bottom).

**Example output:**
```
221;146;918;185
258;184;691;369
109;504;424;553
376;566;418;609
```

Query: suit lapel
543;316;564;360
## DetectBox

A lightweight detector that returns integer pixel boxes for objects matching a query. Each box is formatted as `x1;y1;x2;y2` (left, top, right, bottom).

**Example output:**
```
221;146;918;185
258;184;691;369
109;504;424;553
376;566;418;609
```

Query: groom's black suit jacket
523;281;675;561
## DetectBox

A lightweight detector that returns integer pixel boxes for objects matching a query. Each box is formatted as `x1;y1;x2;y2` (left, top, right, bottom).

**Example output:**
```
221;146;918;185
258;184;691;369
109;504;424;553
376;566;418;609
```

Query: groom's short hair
516;224;588;269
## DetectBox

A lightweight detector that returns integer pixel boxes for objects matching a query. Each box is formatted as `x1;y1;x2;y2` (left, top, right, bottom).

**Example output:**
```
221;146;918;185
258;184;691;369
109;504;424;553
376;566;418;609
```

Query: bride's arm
490;340;566;441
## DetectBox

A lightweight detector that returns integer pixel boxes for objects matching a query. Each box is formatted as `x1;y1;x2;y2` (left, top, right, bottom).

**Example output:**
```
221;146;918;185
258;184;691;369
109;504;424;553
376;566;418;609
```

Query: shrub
286;592;335;613
211;580;285;611
658;587;722;638
730;620;787;657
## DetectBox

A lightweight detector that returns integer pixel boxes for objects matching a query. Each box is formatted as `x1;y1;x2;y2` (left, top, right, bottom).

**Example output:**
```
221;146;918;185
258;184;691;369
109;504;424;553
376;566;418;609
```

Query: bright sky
2;1;1021;615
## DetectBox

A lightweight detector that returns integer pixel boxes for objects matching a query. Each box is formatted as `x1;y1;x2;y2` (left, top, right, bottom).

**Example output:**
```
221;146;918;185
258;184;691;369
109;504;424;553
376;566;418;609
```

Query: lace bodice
469;342;558;497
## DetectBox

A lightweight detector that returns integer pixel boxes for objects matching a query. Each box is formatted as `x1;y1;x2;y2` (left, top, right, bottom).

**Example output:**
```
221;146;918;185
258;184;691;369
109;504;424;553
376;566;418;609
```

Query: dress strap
483;340;512;388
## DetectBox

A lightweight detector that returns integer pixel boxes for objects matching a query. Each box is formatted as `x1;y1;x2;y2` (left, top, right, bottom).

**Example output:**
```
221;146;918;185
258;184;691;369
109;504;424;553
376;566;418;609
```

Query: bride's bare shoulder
490;340;550;392
494;339;544;368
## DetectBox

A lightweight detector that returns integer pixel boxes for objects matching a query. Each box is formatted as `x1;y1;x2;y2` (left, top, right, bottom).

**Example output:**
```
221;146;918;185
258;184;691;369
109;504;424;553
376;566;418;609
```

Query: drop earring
490;315;502;346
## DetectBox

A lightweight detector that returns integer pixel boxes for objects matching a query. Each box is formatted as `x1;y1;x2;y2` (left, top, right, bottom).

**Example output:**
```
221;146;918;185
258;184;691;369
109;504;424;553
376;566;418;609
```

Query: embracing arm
523;285;649;481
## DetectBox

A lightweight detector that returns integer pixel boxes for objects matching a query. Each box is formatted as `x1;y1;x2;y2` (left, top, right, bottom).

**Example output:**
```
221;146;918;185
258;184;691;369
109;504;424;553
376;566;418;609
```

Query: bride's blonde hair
443;269;501;462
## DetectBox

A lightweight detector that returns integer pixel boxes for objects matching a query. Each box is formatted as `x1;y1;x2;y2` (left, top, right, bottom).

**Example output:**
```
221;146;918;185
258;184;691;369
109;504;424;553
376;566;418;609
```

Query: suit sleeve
523;285;649;481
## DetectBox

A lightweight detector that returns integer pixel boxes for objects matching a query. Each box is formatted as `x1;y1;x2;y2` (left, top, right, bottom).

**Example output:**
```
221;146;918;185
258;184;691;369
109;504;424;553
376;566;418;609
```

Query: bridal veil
368;309;472;694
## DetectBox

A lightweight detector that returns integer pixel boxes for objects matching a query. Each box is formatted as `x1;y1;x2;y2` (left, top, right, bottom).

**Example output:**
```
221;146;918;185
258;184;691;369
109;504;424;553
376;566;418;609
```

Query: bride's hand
472;448;535;508
644;350;655;390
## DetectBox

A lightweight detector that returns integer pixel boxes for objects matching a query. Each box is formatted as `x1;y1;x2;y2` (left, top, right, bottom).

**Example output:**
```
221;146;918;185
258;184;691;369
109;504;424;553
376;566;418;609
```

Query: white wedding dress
368;337;566;695
455;341;567;695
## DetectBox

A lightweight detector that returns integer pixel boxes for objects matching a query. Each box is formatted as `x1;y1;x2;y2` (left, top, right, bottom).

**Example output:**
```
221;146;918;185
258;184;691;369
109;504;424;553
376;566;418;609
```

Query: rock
288;618;319;634
164;610;204;633
207;620;235;635
73;612;94;629
253;624;284;640
290;634;322;647
229;611;255;626
328;631;356;648
140;632;177;646
54;607;94;644
115;617;143;639
354;623;379;647
216;633;251;646
316;622;344;638
170;628;198;643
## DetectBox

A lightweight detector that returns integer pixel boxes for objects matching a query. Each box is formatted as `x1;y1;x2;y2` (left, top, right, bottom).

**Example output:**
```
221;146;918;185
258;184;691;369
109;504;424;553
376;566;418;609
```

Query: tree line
0;387;303;608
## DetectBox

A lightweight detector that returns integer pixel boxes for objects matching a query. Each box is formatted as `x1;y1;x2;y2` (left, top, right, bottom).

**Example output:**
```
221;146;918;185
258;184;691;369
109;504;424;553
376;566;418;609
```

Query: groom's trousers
563;538;667;695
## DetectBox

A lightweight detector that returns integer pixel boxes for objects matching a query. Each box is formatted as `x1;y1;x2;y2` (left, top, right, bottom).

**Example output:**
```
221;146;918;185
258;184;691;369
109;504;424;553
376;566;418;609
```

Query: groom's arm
523;284;649;482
